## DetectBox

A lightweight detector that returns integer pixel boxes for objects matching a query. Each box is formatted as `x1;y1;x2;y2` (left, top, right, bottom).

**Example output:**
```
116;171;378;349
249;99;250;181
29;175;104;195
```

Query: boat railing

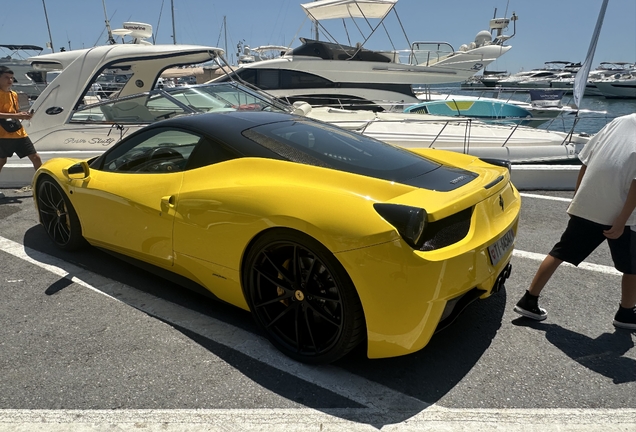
324;115;573;150
408;42;455;66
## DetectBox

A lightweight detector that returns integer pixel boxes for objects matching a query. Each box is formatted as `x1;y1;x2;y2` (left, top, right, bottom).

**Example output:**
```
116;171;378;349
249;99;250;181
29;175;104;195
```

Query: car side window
184;137;240;170
101;128;200;174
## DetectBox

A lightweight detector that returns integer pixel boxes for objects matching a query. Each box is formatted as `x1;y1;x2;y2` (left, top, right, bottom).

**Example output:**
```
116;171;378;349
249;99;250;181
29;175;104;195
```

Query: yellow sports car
34;111;519;364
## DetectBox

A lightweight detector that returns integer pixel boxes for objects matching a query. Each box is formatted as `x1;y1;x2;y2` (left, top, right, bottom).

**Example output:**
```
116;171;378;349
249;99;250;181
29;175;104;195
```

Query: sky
1;0;635;74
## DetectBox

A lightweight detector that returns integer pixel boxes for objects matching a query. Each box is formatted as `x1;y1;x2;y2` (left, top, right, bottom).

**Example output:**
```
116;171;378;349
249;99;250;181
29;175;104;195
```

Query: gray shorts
0;137;37;159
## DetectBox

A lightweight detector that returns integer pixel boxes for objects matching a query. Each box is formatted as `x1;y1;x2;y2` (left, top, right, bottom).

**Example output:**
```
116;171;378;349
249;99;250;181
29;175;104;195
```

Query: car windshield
243;119;442;182
70;82;290;123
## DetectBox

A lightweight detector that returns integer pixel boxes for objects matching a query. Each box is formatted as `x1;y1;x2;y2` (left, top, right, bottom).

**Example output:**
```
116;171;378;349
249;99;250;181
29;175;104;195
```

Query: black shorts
0;136;36;159
549;215;636;274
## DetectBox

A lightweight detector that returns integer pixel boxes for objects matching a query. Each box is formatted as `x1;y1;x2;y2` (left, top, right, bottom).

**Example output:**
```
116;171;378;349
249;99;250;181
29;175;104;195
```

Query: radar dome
123;22;153;40
474;30;493;47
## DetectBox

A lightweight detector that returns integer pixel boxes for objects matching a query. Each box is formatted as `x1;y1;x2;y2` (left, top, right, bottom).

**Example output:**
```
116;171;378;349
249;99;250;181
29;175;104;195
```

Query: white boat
497;61;579;90
236;42;289;65
550;62;633;96
23;44;224;156
0;44;49;99
213;0;517;110
302;104;588;162
594;71;636;98
479;70;509;87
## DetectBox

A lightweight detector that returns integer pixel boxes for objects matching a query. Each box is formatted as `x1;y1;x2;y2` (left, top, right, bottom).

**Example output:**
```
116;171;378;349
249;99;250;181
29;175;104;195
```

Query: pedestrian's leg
27;152;42;170
0;157;6;198
514;254;562;321
528;254;563;296
620;274;636;308
613;274;636;329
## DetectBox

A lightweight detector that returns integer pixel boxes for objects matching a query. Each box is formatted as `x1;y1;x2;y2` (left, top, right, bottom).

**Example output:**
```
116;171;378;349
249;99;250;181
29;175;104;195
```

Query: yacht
496;61;579;89
0;44;49;99
595;72;636;98
479;70;509;87
548;62;632;96
213;0;517;111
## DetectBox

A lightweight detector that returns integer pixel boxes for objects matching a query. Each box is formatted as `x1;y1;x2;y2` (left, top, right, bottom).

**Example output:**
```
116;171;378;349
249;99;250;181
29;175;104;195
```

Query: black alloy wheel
36;176;85;251
244;230;365;364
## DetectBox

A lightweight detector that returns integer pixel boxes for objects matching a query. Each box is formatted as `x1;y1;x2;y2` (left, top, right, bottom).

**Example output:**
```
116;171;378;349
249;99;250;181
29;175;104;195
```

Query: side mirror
63;161;90;180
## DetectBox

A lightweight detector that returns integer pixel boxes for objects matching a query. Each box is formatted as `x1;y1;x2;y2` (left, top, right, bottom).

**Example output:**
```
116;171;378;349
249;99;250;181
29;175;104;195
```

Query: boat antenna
154;0;165;45
41;0;55;52
171;0;177;44
224;16;228;59
102;0;117;44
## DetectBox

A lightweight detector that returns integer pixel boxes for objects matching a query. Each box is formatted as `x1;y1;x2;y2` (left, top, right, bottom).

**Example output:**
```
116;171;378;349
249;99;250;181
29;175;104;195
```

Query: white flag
573;0;609;109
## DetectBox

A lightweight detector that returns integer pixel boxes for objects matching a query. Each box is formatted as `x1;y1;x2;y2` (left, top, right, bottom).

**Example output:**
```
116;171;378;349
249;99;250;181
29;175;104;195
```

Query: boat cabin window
226;69;333;91
291;39;392;63
26;71;46;84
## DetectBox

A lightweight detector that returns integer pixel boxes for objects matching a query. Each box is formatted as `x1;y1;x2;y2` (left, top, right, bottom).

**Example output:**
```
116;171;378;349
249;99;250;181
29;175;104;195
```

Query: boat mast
41;0;55;52
313;0;319;40
224;16;228;58
101;0;116;44
171;0;177;44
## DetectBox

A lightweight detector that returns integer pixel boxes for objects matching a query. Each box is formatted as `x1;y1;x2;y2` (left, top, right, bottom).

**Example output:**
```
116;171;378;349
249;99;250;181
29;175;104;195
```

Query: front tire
36;176;85;251
243;230;365;364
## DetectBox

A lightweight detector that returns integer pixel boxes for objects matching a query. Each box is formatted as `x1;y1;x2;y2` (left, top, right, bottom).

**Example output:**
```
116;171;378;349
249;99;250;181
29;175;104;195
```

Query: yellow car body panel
64;168;183;267
336;181;520;358
33;145;519;359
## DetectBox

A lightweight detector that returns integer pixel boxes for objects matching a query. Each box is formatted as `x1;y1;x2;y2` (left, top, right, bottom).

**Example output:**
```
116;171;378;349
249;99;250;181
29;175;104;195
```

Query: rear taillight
374;203;427;249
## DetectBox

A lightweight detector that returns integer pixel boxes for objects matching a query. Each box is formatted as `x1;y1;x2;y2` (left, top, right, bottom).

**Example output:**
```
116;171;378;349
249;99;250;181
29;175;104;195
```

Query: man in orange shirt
0;66;41;198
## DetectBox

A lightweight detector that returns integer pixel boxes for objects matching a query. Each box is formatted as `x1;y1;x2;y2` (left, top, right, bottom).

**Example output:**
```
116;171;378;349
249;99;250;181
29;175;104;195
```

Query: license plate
488;229;515;266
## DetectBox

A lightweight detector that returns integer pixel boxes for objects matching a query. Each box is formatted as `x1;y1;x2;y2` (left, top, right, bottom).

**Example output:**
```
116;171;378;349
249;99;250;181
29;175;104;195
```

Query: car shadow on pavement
512;318;636;384
23;225;505;427
338;288;507;403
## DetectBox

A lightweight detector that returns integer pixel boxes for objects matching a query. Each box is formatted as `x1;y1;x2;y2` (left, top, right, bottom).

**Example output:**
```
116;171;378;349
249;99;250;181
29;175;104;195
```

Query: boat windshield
70;82;291;124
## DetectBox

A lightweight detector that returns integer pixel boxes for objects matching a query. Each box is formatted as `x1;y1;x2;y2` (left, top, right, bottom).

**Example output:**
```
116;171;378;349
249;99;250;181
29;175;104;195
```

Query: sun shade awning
301;0;397;20
0;44;44;51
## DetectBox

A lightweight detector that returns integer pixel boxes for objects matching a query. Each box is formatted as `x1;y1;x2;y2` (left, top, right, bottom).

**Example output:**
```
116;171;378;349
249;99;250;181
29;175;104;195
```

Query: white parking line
520;193;572;203
0;236;425;416
0;408;635;431
1;235;634;431
513;249;622;276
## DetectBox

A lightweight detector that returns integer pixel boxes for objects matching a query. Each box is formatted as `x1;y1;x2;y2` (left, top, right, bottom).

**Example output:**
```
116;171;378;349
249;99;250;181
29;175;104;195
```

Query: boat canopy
0;44;44;52
301;0;397;21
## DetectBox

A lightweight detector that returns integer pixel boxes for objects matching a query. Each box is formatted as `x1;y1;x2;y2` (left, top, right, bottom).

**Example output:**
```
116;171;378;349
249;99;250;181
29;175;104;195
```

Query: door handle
161;195;176;208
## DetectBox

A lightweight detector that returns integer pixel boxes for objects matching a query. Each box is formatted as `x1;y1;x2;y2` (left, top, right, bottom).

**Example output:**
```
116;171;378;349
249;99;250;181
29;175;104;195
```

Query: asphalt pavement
0;187;635;431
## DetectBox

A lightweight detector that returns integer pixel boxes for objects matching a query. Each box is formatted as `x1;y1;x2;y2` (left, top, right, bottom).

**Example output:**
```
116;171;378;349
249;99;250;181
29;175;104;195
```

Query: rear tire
36;176;86;251
243;229;366;364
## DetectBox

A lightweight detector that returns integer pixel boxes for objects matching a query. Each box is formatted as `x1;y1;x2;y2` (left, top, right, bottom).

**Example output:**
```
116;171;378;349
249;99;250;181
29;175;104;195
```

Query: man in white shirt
514;113;636;329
